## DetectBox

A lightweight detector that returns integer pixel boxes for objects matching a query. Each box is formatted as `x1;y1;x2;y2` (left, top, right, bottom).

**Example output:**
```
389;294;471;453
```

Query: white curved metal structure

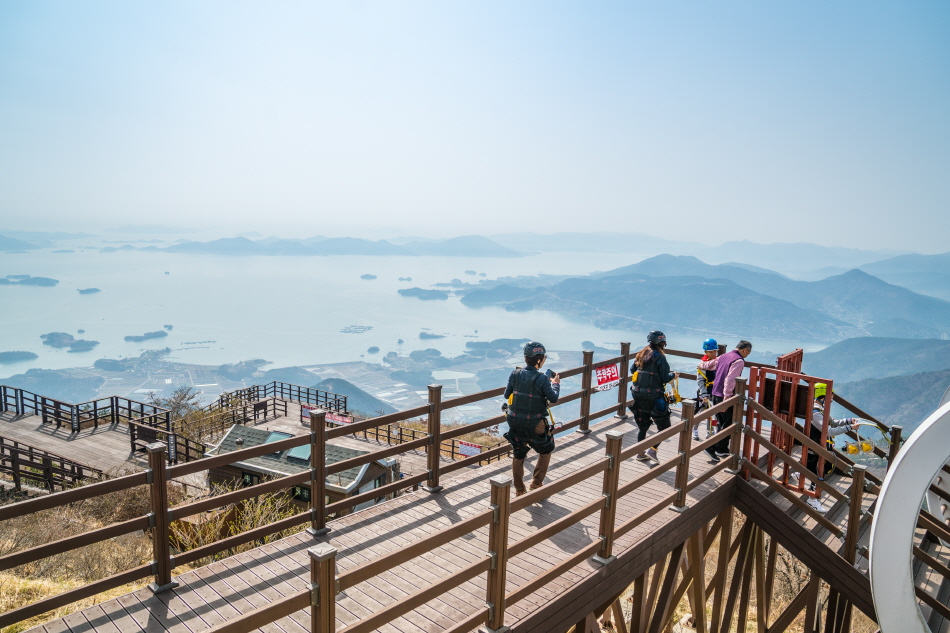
870;400;950;633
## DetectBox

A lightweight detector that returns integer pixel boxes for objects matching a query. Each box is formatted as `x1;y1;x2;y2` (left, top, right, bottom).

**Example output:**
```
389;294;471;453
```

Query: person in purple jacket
704;340;753;462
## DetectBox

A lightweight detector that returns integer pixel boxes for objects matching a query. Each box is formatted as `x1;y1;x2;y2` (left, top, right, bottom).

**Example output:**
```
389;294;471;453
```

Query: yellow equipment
665;376;682;405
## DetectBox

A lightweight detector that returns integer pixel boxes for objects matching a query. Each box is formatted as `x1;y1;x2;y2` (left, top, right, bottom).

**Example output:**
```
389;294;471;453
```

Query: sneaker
692;430;701;441
704;447;720;462
515;489;526;497
529;482;544;491
806;497;826;514
715;451;731;459
788;472;800;486
636;452;650;461
646;448;659;461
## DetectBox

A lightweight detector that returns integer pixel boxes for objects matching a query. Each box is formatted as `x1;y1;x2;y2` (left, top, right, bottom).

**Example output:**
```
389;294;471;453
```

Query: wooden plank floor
0;412;145;473
30;414;734;633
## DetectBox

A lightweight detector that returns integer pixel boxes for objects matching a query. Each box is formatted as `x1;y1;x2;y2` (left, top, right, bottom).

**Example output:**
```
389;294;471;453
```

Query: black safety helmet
647;331;667;346
523;341;546;357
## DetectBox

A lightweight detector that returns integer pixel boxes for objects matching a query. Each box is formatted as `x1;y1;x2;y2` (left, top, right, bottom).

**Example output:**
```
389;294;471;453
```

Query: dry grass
0;473;294;631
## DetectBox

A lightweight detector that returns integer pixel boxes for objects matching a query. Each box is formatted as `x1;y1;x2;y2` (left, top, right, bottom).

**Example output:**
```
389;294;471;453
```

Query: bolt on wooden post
146;442;178;593
424;384;444;492
483;475;512;633
616;342;631;418
671;400;696;512
309;543;337;633
727;378;747;474
593;430;624;564
578;350;594;434
308;409;329;537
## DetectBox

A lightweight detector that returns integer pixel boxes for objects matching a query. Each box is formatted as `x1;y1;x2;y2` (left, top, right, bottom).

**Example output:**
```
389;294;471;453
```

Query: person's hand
551;373;560;384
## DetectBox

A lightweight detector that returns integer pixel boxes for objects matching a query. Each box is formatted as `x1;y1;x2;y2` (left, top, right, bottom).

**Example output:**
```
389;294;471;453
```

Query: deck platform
29;414;734;633
0;411;145;474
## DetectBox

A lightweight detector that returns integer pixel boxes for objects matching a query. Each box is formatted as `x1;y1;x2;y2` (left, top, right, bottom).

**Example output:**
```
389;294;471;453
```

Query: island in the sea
40;332;99;352
1;275;59;287
398;287;449;301
360;274;377;280
124;330;169;342
419;332;446;340
0;351;39;364
77;288;101;294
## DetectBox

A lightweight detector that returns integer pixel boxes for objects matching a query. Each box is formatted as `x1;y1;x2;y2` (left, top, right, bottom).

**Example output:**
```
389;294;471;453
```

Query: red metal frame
743;366;833;499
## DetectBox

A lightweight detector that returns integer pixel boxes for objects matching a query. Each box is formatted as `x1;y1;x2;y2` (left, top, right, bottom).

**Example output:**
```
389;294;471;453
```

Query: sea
0;248;826;379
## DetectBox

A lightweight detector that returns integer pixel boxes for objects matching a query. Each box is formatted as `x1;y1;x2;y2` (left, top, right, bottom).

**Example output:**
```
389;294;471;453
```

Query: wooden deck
29;413;735;633
0;411;145;474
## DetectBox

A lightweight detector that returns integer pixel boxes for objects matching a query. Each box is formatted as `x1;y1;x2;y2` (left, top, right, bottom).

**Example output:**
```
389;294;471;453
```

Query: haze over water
0;249;824;378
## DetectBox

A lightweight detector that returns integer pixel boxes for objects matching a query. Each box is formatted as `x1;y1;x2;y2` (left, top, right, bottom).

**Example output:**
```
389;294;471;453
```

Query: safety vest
631;352;665;399
507;368;549;429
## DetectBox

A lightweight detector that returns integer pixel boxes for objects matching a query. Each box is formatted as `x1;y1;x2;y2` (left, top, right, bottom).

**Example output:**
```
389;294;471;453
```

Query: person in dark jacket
503;341;560;496
628;331;677;462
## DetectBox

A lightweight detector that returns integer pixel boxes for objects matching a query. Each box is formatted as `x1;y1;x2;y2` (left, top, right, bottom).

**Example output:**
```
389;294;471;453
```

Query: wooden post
687;531;708;633
754;527;766;633
617;342;631;418
671;400;696;511
424;384;443;492
308;409;329;537
629;572;646;633
594;430;624;564
710;507;733;632
887;425;902;471
802;573;821;633
843;465;866;565
578;350;594;434
727;378;747;474
42;456;53;491
309;543;337;633
147;442;177;593
484;475;512;633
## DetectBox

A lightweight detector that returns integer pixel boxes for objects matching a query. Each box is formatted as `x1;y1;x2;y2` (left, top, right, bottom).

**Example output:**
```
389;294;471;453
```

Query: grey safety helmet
523;341;546;357
647;331;667;345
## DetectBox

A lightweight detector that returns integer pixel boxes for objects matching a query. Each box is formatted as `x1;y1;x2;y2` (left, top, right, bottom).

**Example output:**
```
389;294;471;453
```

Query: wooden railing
177;396;290;443
204;382;347;415
0;344;811;629
0;435;103;492
0;343;641;627
205;392;745;633
344;421;509;464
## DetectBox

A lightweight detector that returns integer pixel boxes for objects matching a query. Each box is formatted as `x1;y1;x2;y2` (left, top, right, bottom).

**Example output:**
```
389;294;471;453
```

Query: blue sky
0;2;948;251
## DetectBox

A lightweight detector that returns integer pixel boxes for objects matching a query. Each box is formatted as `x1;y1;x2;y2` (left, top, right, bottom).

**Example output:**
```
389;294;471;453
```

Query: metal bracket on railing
488;550;497;571
490;503;500;524
147;512;156;528
603;492;611;510
607;454;614;470
679;451;686;464
310;582;320;607
150;559;158;574
486;602;496;622
145;468;154;485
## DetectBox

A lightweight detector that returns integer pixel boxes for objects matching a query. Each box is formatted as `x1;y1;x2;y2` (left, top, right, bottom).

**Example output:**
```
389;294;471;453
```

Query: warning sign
594;364;620;392
301;405;352;425
458;441;481;457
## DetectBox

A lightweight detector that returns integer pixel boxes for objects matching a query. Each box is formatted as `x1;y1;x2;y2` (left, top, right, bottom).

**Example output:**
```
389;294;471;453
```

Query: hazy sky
1;2;948;251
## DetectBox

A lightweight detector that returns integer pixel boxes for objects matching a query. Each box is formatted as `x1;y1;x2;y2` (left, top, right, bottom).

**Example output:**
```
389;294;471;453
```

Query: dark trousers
711;395;734;454
630;398;672;449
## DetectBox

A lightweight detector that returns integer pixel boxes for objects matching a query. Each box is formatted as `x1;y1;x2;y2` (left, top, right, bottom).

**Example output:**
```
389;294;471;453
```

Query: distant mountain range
836;368;950;434
0;234;39;251
804;336;950;383
858;251;950;301
489;232;904;273
596;255;950;338
458;255;950;343
152;235;524;258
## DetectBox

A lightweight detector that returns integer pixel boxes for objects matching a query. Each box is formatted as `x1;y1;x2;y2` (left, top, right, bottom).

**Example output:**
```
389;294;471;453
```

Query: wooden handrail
746;400;849;474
